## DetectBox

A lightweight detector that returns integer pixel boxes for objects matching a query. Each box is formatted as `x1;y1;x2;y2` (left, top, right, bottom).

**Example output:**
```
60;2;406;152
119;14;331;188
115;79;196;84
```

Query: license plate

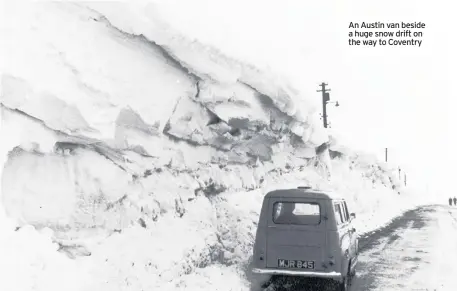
278;259;315;269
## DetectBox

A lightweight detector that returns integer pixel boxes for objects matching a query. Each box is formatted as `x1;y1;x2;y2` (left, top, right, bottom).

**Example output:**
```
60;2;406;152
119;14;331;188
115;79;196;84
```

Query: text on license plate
278;259;315;269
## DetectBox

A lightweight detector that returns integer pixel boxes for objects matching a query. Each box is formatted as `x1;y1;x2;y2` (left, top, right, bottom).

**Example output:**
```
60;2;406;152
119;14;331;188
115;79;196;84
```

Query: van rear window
273;202;321;225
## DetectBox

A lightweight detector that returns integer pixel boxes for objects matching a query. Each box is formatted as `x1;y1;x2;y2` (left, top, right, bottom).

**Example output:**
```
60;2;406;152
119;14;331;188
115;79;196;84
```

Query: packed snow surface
354;206;457;291
0;1;430;291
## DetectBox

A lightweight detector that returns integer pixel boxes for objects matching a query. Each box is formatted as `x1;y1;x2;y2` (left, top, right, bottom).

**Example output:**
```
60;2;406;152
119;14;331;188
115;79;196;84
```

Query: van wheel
350;268;356;278
249;279;270;291
338;276;348;291
260;280;271;289
337;265;351;291
348;259;355;280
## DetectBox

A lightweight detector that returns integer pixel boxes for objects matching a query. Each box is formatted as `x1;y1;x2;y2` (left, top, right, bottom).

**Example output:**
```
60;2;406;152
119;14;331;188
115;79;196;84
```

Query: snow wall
0;2;423;291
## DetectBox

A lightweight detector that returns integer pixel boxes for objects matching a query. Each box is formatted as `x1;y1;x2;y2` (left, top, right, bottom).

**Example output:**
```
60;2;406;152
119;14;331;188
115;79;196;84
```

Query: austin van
251;187;358;291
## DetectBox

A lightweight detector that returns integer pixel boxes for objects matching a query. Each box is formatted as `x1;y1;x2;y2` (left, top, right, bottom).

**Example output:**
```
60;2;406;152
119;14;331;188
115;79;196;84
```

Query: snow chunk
84;2;321;130
198;81;270;129
2;2;195;140
2;75;90;133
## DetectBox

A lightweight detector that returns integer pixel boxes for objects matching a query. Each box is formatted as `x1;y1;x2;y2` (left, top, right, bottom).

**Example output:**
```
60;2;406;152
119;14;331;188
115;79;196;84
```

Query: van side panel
253;197;270;269
322;200;340;273
326;231;343;273
339;228;351;276
328;200;352;276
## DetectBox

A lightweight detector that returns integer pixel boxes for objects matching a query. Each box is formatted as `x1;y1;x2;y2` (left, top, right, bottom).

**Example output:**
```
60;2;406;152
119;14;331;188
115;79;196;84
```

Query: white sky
296;0;455;196
301;0;456;196
155;0;456;197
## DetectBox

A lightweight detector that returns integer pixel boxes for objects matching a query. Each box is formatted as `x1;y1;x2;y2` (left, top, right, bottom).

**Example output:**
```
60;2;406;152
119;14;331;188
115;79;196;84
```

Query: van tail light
258;249;265;261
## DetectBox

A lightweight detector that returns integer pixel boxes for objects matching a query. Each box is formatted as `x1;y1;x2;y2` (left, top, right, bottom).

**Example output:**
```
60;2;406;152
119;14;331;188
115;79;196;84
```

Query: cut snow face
0;2;419;291
1;0;335;230
1;1;326;162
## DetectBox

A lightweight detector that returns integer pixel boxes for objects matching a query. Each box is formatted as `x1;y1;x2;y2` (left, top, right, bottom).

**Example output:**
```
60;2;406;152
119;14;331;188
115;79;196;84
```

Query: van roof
265;188;344;201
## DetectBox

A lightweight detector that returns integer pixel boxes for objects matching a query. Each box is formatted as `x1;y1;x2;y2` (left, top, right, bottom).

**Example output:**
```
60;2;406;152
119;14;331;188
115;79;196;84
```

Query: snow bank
2;1;326;162
0;225;90;291
1;132;415;290
1;2;194;140
0;2;422;291
84;1;314;122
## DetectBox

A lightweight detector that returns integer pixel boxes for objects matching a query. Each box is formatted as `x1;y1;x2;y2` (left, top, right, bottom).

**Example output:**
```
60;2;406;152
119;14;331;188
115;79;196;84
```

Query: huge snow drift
0;2;422;291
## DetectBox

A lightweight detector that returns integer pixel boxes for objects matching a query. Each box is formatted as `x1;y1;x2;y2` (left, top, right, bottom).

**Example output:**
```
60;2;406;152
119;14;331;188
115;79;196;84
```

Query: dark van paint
251;187;358;290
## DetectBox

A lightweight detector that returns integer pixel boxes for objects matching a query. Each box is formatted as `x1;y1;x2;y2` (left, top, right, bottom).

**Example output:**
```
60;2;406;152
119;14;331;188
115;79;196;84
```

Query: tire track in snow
351;208;430;290
447;210;457;229
256;206;432;291
353;205;457;291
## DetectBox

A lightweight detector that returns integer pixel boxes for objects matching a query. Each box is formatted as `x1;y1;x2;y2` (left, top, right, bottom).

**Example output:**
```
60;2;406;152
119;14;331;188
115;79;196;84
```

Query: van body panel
251;188;359;284
251;268;342;279
265;197;327;271
252;197;270;269
265;228;325;270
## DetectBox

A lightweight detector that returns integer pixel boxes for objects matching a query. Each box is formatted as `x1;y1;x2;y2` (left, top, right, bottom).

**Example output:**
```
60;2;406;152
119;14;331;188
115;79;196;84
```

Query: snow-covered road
264;205;457;291
353;205;457;291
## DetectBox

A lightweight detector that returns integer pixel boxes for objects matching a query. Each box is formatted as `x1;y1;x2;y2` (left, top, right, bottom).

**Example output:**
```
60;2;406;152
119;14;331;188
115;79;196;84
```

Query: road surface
264;205;457;291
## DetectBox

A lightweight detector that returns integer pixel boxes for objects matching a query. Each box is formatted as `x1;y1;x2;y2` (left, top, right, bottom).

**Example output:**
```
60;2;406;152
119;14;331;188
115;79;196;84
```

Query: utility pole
317;82;331;128
404;173;407;186
398;167;401;180
385;148;388;162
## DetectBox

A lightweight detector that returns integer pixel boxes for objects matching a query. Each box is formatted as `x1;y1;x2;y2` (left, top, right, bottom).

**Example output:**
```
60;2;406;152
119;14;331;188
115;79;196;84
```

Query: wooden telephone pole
317;82;331;128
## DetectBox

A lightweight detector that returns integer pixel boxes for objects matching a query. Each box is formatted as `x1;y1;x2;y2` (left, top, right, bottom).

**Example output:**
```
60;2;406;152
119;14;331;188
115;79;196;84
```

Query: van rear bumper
252;268;342;280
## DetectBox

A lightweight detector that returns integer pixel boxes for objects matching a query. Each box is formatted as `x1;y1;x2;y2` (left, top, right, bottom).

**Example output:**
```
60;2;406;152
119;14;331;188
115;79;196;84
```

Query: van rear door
265;198;328;272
